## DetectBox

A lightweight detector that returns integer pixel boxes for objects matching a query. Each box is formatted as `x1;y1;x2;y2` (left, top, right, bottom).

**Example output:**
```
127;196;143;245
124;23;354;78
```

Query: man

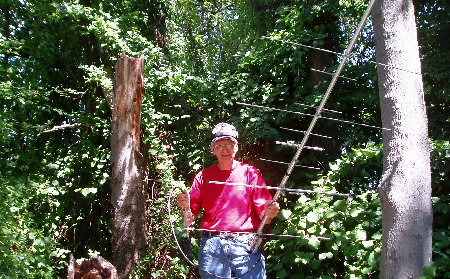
177;122;280;279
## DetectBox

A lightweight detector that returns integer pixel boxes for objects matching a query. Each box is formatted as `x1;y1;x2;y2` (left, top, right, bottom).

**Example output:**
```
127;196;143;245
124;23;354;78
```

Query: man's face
210;139;238;163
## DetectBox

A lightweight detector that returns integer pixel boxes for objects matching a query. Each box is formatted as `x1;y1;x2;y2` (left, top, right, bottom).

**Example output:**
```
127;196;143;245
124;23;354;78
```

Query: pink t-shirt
189;161;273;232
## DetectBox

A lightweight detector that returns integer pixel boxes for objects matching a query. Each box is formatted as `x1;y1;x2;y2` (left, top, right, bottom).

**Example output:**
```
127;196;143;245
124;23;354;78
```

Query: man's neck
217;160;236;170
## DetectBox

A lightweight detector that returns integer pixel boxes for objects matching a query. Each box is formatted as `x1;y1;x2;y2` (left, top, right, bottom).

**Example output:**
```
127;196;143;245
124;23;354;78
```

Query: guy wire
237;101;389;131
262;38;422;76
207;180;351;197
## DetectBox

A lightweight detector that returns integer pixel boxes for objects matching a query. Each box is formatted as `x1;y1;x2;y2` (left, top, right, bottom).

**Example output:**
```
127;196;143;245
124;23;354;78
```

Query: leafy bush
265;144;382;278
0;177;61;278
428;140;450;278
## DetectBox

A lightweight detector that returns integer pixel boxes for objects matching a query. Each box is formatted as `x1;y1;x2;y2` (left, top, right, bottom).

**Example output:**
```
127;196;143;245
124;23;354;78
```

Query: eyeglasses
213;143;236;151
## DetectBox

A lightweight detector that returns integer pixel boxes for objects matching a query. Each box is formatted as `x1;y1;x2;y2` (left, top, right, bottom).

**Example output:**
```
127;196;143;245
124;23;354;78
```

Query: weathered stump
111;53;147;278
67;255;118;279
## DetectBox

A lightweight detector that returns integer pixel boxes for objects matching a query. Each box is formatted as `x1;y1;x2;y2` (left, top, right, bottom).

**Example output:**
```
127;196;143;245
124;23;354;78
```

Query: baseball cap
211;123;238;143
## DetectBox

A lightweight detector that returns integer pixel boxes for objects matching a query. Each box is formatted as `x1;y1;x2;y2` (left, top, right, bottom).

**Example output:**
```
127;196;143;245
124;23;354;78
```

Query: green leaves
355;230;367;241
318;252;333;260
0;177;59;277
265;145;383;278
420;266;437;279
307;236;321;250
76;187;98;197
279;209;292;221
306;211;318;223
333;199;347;211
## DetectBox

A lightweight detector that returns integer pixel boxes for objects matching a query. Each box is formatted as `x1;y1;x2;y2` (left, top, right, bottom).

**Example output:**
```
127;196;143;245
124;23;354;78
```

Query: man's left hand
263;201;280;224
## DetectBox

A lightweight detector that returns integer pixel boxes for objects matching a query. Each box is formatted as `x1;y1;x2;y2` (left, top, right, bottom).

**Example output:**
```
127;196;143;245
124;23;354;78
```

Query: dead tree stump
67;255;118;279
111;53;147;278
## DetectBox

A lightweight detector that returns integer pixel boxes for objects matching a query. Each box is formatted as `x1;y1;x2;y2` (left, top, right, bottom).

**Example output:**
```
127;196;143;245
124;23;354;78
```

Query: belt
202;231;253;238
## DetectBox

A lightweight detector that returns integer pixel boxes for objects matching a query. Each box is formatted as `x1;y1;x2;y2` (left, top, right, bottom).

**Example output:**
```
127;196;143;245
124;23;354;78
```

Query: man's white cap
211;123;238;143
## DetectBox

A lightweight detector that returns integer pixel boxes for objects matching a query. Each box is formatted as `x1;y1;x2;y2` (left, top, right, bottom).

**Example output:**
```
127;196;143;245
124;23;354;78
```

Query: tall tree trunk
111;53;147;279
372;1;432;278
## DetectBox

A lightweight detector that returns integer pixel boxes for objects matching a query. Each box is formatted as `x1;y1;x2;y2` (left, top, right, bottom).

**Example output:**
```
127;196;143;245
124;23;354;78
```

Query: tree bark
111;53;147;279
372;1;432;278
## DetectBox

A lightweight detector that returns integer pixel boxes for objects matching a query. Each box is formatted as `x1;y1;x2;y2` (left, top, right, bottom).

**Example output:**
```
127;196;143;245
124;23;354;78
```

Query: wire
207;180;351;197
261;38;422;76
259;158;322;171
279;127;332;139
237;102;389;131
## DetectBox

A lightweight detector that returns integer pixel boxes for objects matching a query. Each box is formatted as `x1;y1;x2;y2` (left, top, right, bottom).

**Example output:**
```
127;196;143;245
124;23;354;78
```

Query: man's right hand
177;190;190;211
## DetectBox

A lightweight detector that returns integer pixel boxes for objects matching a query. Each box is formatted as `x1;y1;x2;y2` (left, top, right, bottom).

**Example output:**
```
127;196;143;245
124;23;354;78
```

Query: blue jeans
198;234;266;279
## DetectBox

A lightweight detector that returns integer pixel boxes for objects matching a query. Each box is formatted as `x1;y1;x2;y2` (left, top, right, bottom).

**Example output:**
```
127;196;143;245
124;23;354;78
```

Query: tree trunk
111;53;147;279
372;1;432;278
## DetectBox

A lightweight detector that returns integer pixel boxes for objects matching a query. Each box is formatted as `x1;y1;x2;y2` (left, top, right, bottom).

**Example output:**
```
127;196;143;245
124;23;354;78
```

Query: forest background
0;0;448;278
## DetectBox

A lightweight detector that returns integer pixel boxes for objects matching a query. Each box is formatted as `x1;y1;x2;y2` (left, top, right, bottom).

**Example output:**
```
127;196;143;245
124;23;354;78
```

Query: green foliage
0;177;63;278
429;140;450;279
0;0;448;278
420;266;437;279
166;0;263;73
416;0;450;140
419;194;450;279
430;196;450;278
430;140;449;195
130;101;198;278
265;145;382;278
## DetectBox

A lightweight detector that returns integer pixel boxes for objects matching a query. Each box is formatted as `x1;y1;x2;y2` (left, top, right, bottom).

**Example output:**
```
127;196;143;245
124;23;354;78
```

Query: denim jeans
198;234;266;279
